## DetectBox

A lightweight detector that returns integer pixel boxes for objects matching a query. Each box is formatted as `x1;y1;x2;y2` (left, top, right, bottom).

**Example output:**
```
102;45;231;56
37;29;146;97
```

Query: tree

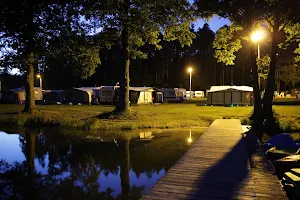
0;1;100;113
195;0;300;130
0;1;67;113
82;0;195;113
213;25;242;85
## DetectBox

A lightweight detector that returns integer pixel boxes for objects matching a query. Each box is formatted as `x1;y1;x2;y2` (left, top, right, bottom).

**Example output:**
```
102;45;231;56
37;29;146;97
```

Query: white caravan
99;86;119;103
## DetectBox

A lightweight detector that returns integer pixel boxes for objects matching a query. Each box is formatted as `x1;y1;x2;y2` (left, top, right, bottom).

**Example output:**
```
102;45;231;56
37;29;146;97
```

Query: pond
0;128;204;200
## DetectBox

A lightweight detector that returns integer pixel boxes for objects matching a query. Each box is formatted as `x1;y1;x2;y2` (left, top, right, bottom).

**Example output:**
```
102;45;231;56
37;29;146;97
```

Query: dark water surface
0;128;204;200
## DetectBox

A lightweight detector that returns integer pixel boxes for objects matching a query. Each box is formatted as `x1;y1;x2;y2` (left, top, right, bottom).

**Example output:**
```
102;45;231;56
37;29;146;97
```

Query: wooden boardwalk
141;119;287;200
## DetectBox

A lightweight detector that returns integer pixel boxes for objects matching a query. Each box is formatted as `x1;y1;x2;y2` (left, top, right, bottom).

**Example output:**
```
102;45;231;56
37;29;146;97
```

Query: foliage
82;0;196;60
276;63;300;86
213;25;242;65
0;1;103;112
256;55;271;80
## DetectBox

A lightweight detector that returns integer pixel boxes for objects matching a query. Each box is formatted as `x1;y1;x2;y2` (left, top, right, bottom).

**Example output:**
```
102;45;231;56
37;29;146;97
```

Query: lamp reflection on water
187;130;192;143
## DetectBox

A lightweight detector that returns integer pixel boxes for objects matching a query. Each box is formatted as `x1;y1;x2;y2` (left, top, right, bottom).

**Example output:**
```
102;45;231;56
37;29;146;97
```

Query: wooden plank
140;119;288;200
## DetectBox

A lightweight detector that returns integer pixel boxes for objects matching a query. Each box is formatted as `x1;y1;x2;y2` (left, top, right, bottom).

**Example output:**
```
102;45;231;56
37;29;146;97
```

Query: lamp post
188;67;193;100
36;74;42;89
251;30;265;91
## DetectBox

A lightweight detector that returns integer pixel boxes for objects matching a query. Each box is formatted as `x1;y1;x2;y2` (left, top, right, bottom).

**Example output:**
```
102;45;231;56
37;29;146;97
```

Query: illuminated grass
0;104;299;131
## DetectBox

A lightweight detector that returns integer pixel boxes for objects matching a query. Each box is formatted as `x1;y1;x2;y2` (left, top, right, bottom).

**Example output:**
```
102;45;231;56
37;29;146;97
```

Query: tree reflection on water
0;129;202;200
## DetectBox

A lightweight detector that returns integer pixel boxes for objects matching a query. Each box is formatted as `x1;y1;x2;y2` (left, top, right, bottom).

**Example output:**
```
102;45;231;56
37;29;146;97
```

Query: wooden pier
141;119;287;200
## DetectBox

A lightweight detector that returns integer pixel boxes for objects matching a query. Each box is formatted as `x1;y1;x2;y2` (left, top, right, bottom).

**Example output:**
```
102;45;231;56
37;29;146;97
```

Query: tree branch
279;20;289;32
264;17;274;27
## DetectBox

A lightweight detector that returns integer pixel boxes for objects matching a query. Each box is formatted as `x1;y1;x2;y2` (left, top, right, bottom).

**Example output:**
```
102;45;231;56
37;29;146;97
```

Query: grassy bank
0;104;299;131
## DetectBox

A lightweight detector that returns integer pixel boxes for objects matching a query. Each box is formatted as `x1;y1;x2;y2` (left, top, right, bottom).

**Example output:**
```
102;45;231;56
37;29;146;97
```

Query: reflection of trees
120;139;130;200
25;130;36;199
0;129;196;200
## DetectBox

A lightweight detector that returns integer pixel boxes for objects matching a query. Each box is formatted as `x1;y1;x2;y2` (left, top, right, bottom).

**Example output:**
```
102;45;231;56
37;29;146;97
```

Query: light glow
187;131;192;143
251;30;265;42
188;68;193;73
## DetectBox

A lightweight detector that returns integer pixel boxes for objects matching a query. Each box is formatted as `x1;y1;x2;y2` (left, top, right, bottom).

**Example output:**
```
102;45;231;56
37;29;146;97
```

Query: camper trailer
161;88;185;102
195;91;205;98
99;86;119;104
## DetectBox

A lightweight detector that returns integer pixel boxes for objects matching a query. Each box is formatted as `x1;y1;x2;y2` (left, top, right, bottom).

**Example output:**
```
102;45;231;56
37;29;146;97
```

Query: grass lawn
0;104;299;131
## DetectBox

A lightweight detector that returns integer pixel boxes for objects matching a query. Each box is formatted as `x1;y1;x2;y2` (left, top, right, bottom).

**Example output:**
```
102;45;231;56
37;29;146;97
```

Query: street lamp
251;30;265;59
37;74;42;89
251;30;265;92
187;130;192;143
187;67;193;100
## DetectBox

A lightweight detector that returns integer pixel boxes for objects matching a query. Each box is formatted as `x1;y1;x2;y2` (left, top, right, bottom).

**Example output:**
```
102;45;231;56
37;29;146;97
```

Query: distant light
251;30;265;42
188;68;193;73
37;74;41;78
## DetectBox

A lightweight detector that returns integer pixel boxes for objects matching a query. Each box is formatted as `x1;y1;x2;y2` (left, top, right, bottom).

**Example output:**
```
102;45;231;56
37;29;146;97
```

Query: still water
0;128;203;200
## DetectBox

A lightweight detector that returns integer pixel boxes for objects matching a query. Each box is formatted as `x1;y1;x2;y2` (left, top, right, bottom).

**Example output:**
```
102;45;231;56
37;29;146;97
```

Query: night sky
188;0;231;32
194;17;230;32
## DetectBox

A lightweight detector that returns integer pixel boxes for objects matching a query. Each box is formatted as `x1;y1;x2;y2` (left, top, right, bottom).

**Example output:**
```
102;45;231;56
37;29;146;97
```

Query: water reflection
0;129;203;200
188;130;193;143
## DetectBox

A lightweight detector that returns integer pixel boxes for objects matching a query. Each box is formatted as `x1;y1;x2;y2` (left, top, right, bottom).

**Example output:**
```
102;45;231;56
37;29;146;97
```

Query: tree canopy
79;0;196;112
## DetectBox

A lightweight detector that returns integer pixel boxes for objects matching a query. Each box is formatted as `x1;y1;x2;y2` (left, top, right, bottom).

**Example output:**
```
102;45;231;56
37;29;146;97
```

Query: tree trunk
214;62;216;85
263;21;280;124
120;139;130;200
116;0;130;113
276;80;280;93
231;65;234;86
222;64;225;85
23;53;36;113
22;2;36;114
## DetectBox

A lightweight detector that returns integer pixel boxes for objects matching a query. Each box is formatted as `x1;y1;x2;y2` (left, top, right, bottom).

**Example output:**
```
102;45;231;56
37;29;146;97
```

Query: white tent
207;86;253;106
64;87;100;105
130;87;154;104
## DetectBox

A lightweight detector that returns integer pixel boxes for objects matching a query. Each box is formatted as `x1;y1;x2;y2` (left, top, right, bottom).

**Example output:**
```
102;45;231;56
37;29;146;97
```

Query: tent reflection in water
207;86;253;106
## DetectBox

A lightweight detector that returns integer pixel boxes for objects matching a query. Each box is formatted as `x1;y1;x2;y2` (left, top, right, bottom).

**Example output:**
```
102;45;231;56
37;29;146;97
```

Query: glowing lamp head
188;137;192;143
251;30;265;42
37;74;41;78
188;68;193;73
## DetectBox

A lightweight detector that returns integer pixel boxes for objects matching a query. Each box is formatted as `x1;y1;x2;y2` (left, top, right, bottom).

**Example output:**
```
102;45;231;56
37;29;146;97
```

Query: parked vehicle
195;91;205;98
99;86;119;104
160;88;185;102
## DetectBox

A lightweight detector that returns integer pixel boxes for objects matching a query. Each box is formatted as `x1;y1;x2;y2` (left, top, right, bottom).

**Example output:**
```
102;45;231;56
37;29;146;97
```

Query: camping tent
1;87;42;104
63;87;100;105
43;90;65;104
130;87;154;104
207;86;253;106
